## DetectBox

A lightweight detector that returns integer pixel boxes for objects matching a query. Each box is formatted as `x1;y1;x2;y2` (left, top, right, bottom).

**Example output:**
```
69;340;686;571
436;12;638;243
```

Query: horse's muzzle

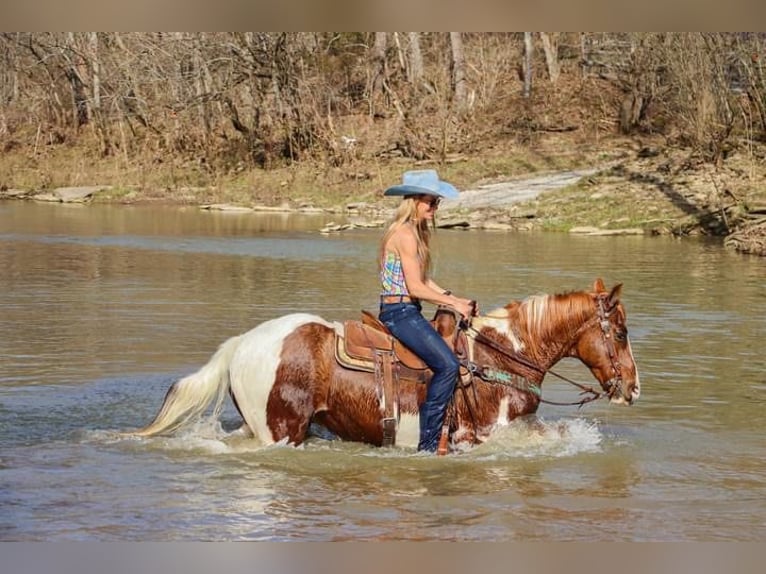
605;377;640;405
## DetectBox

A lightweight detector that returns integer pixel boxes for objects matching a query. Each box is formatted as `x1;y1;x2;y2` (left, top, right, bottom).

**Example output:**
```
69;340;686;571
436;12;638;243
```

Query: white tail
131;334;243;437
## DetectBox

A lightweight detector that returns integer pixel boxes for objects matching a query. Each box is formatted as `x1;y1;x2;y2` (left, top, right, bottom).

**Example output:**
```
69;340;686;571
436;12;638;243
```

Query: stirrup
382;417;397;447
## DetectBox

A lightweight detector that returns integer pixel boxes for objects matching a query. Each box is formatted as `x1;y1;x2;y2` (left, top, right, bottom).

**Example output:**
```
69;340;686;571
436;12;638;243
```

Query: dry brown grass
0;117;628;207
2;100;763;243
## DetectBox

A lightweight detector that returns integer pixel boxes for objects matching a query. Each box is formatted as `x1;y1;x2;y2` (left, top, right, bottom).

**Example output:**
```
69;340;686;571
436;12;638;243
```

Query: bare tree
191;33;213;144
370;32;388;116
64;32;90;128
735;33;766;138
407;32;424;84
450;32;467;109
89;33;100;113
87;32;112;155
662;33;739;162
2;31;763;187
615;33;664;134
523;32;533;98
0;34;21;136
539;32;560;83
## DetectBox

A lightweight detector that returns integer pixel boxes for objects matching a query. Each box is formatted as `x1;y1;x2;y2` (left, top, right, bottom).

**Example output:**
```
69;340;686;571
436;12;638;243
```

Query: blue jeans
379;302;460;452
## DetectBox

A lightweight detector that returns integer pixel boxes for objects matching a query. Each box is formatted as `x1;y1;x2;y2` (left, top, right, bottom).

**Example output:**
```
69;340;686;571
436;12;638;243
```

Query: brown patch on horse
267;323;332;445
313;367;389;445
272;322;394;446
319;354;415;446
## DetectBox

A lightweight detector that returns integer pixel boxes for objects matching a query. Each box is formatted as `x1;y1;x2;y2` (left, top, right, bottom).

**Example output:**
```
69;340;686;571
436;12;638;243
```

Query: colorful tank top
380;251;409;296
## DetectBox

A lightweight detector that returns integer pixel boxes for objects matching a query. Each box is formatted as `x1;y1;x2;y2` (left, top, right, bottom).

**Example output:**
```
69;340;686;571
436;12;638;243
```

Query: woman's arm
426;278;449;294
394;227;476;318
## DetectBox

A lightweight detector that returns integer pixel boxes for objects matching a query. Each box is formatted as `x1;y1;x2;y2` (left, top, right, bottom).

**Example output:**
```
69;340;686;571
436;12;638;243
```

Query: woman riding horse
130;279;641;451
378;170;477;452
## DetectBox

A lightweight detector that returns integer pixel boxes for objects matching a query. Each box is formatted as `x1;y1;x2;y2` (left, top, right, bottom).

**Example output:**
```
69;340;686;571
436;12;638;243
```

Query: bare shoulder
393;222;419;256
387;222;416;251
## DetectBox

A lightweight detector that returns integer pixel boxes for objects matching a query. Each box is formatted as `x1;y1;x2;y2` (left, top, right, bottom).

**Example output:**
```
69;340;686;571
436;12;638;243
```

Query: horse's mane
475;289;596;363
520;290;593;340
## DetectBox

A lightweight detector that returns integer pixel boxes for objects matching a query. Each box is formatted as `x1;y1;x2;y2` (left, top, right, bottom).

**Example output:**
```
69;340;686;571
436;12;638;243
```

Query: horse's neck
492;293;593;369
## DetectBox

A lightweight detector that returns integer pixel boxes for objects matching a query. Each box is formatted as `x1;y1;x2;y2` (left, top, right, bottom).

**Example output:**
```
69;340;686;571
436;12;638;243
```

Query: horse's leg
227;390;254;437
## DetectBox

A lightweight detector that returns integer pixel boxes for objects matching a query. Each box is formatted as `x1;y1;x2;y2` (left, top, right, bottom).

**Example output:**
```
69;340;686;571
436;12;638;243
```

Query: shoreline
2;153;764;255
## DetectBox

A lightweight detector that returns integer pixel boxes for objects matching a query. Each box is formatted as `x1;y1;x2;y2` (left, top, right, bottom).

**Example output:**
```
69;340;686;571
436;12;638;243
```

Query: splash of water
469;417;603;460
95;414;604;460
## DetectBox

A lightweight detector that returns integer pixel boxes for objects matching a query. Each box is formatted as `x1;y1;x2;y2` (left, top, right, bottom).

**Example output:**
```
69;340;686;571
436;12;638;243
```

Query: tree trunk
89;32;100;111
370;32;387;116
88;32;111;155
619;90;645;134
407;32;424;84
65;32;89;128
450;32;467;109
523;32;533;98
540;32;560;83
0;33;20;104
392;32;406;73
193;34;212;144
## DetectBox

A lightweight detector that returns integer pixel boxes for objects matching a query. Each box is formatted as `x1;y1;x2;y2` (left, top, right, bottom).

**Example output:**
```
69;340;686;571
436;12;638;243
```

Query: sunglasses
419;196;441;208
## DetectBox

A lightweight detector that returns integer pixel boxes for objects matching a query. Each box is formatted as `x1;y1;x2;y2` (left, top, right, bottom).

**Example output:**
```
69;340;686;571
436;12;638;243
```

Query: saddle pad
334;334;375;373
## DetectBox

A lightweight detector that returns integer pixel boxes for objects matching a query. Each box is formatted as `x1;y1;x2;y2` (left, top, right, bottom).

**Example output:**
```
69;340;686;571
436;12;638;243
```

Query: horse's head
569;279;641;405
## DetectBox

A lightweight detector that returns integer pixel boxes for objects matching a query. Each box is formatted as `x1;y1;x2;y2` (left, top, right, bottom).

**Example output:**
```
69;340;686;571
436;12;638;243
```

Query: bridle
459;293;625;406
594;293;624;400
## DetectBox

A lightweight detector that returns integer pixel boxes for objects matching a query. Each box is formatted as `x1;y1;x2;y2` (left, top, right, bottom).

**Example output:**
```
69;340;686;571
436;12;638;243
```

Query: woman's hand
452;297;478;319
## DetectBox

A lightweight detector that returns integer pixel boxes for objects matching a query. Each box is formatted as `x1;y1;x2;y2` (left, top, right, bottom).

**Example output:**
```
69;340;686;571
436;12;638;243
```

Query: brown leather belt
380;294;415;304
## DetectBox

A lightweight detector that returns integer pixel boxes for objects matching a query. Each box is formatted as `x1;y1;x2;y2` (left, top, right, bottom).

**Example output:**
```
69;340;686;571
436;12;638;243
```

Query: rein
464;362;604;407
459;296;621;407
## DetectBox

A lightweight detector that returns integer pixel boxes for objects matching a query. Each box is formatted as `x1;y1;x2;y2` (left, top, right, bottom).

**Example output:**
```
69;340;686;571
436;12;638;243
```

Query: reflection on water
1;201;765;541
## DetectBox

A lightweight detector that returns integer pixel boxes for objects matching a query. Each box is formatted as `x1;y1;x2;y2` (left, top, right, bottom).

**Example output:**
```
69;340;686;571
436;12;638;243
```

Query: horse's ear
607;283;623;310
593;278;606;293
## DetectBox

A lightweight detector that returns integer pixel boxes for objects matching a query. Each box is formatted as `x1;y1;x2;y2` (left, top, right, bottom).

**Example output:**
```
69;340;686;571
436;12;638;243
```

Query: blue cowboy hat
383;169;459;199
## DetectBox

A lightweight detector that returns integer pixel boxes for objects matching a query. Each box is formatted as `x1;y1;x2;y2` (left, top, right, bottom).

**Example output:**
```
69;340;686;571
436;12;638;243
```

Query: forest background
1;32;764;254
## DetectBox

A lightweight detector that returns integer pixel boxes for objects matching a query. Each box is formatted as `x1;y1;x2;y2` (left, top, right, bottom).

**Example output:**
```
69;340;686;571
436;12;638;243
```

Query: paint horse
131;278;640;451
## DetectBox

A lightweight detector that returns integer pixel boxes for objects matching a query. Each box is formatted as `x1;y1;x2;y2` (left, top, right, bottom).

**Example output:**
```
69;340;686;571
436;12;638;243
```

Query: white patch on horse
490;393;527;427
472;308;524;352
278;384;312;415
396;413;420;449
627;338;641;400
229;313;331;444
495;396;511;426
617;336;641;404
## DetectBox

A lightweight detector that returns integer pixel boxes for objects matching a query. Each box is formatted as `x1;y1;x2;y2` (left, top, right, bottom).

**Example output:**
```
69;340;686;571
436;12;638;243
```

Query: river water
1;201;764;541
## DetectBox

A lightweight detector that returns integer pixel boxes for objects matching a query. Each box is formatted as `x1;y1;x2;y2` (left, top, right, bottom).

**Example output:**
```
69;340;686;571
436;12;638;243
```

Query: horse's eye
614;329;627;342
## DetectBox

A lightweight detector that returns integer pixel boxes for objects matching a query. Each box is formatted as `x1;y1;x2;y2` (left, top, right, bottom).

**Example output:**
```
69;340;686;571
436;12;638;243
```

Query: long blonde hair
379;196;435;275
